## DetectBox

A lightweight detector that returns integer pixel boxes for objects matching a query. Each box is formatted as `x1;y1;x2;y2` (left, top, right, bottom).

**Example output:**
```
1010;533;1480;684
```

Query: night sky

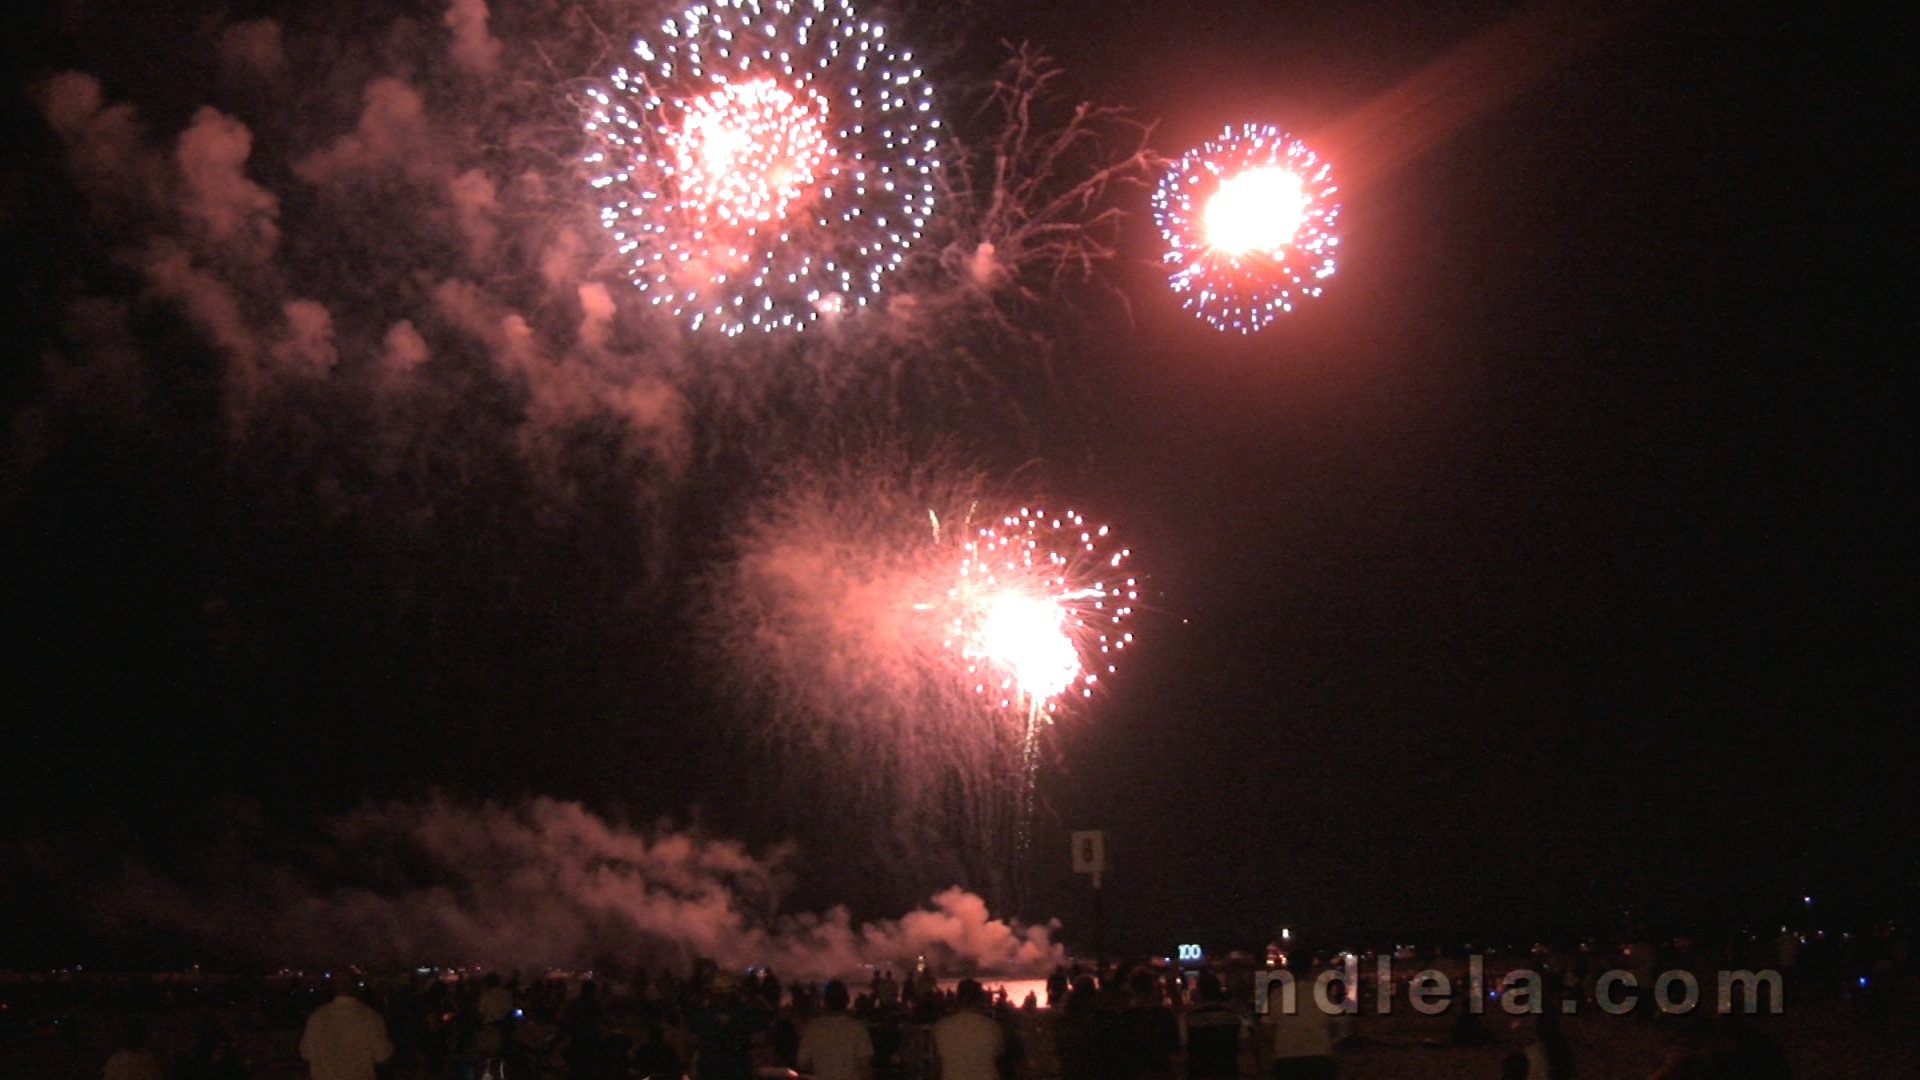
1;0;1906;968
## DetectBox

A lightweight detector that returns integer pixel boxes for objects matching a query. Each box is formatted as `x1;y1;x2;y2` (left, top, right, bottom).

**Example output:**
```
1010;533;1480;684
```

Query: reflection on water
933;976;1051;1008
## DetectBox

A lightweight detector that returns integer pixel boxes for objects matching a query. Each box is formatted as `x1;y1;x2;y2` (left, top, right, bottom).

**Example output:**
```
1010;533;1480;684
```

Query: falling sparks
1152;123;1341;333
939;506;1135;871
583;0;942;336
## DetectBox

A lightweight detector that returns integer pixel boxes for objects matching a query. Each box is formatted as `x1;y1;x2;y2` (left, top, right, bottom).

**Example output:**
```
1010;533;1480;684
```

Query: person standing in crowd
1182;972;1241;1080
798;979;874;1080
1518;1010;1573;1080
299;975;394;1080
1263;959;1334;1080
565;978;609;1079
932;979;1004;1080
690;971;772;1080
176;1021;250;1080
477;973;515;1028
1054;976;1103;1080
1121;968;1180;1080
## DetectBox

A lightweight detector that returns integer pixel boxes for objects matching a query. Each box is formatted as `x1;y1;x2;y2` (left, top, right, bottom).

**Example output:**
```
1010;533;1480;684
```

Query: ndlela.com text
1255;956;1783;1016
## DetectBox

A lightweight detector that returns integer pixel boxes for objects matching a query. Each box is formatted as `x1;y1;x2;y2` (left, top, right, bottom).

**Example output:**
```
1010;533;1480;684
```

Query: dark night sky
0;0;1908;965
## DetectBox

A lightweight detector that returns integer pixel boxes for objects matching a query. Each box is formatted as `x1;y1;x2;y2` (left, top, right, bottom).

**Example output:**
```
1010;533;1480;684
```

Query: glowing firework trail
583;0;942;335
1152;124;1340;333
941;508;1136;864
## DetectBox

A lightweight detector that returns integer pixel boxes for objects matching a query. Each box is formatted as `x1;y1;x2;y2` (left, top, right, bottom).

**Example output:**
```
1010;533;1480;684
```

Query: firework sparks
946;508;1136;715
1152;123;1340;333
583;0;942;335
707;457;1140;905
937;506;1134;880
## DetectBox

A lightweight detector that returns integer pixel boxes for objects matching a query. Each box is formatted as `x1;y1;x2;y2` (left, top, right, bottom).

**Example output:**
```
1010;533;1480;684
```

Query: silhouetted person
1120;968;1180;1080
300;975;393;1080
761;968;783;1007
563;979;609;1078
1263;958;1334;1080
177;1021;250;1080
798;979;874;1080
1182;972;1240;1080
630;1020;686;1080
689;971;771;1080
1055;976;1103;1080
1518;1010;1573;1079
103;1020;166;1080
932;978;1004;1080
1452;998;1493;1046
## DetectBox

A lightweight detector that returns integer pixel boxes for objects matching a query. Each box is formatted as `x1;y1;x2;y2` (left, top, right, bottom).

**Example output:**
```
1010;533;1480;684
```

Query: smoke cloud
25;4;694;502
73;797;1063;978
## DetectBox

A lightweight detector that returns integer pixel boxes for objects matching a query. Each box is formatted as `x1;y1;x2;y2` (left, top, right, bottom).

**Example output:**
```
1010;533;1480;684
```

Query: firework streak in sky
1152;124;1340;333
936;507;1135;865
584;0;942;335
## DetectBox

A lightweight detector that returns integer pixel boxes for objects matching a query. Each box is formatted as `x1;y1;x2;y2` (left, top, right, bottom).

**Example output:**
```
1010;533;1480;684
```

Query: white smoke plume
83;797;1064;978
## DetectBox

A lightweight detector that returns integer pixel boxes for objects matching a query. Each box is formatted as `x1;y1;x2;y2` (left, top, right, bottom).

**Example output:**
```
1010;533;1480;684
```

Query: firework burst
943;508;1135;715
583;0;942;335
1152;123;1340;333
938;506;1135;876
707;453;1139;906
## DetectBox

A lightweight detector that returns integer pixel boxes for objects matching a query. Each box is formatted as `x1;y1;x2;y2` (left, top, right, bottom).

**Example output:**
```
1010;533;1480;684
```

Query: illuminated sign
1177;943;1203;962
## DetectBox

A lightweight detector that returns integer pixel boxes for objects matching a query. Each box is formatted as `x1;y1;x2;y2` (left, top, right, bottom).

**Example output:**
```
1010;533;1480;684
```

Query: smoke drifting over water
72;797;1062;978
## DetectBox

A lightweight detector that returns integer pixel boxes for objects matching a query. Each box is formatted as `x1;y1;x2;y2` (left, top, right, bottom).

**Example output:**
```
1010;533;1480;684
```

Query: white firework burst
583;0;943;335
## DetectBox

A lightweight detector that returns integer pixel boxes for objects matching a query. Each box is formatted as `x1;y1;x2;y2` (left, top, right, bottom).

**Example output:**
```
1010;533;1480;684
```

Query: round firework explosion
583;0;942;335
1152;123;1340;333
945;508;1136;716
